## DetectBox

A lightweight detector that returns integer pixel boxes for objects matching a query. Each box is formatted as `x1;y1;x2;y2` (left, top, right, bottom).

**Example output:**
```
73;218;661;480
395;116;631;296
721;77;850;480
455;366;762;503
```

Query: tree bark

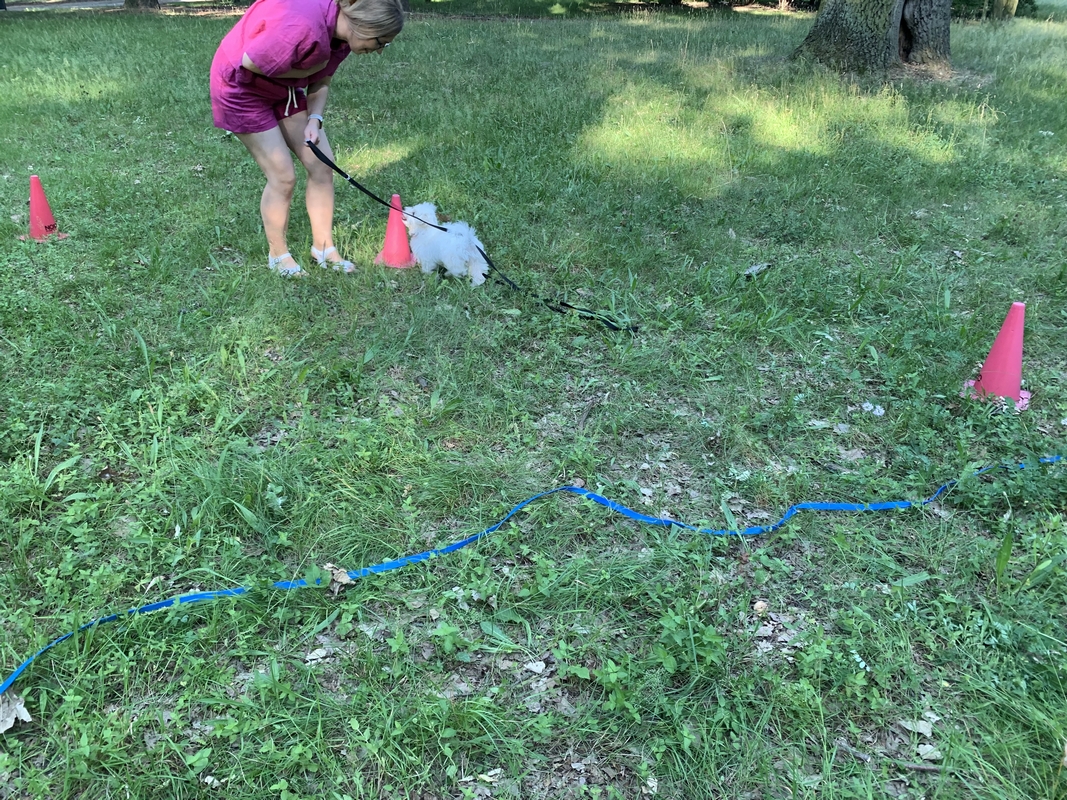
124;0;161;9
793;0;949;71
991;0;1018;19
900;0;950;64
793;0;905;71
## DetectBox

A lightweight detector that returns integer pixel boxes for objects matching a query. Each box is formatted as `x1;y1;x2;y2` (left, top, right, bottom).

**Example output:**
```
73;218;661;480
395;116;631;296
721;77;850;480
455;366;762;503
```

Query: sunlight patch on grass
4;68;126;107
1037;0;1067;20
573;73;965;194
710;91;825;154
340;141;418;174
577;87;733;190
788;84;959;165
733;4;805;15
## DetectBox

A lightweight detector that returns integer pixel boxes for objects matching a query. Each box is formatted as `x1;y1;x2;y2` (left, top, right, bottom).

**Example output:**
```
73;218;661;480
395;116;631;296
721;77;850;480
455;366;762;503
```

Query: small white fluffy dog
402;202;489;287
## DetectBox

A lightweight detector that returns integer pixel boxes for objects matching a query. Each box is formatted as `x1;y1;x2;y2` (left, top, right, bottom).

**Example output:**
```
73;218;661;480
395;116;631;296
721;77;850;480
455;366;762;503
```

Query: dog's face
402;203;439;234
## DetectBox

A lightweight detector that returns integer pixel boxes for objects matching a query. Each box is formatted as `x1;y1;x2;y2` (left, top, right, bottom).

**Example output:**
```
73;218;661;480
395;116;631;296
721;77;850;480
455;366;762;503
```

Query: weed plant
0;4;1066;799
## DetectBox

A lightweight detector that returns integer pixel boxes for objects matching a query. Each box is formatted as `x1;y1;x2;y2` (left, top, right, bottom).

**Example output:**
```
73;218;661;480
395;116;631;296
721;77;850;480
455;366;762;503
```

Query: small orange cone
964;301;1030;411
374;194;415;269
19;175;69;242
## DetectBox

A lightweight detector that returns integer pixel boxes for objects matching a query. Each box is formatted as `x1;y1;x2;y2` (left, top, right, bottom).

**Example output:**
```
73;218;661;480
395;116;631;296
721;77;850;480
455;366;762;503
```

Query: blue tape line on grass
1;455;1061;696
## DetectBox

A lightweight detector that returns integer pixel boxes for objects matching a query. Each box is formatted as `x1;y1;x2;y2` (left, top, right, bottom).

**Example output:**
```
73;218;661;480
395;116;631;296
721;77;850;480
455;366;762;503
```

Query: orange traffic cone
374;194;415;269
19;175;69;241
964;301;1030;411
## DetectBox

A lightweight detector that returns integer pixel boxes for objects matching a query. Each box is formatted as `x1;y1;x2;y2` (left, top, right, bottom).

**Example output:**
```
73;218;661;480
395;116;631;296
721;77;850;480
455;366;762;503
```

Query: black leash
305;140;637;333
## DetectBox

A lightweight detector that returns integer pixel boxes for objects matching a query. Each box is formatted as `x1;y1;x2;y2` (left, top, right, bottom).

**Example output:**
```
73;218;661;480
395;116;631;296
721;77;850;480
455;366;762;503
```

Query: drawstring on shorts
284;86;296;117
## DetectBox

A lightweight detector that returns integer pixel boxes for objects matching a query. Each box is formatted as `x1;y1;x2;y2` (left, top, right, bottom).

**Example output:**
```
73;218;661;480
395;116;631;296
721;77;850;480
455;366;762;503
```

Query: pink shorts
210;51;308;134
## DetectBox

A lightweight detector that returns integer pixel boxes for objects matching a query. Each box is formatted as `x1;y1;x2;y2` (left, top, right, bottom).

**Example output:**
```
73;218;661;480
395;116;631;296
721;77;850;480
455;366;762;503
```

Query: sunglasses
374;37;391;50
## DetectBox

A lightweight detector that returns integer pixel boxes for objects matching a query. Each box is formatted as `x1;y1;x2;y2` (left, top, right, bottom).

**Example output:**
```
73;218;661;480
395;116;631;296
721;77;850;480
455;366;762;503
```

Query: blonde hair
336;0;405;39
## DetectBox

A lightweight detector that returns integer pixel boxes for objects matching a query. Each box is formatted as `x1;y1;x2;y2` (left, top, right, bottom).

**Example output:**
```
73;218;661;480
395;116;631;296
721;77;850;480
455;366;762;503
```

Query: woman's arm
304;77;331;145
307;76;331;114
241;52;328;79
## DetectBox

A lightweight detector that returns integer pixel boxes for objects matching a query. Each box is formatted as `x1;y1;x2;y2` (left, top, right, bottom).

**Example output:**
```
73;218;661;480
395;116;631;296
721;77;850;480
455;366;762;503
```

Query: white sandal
268;252;306;277
312;245;356;274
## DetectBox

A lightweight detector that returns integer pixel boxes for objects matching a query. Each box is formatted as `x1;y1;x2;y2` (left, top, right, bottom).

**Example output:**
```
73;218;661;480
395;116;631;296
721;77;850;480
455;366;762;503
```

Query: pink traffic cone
19;175;68;241
375;194;415;269
964;302;1029;411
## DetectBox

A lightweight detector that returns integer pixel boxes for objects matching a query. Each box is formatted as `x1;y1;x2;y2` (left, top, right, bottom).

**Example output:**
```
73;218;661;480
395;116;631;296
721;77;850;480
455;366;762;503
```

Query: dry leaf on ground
322;563;353;595
743;262;771;279
898;719;933;737
917;743;943;761
0;693;32;733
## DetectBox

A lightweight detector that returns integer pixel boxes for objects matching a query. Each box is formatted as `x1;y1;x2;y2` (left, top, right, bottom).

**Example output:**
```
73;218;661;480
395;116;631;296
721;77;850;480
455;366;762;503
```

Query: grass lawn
1;2;1066;798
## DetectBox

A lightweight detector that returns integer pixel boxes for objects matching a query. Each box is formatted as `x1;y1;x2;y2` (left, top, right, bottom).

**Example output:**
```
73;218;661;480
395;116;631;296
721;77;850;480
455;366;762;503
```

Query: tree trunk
793;0;905;71
124;0;161;9
794;0;949;71
991;0;1018;19
900;0;950;64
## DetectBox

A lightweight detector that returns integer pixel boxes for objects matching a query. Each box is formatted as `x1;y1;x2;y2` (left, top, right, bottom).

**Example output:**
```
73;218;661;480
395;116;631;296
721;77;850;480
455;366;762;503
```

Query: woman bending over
210;0;404;276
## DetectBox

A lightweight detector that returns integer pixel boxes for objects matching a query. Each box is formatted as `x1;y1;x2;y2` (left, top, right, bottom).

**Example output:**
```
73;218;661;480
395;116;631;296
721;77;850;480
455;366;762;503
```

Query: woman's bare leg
236;126;301;272
279;113;346;264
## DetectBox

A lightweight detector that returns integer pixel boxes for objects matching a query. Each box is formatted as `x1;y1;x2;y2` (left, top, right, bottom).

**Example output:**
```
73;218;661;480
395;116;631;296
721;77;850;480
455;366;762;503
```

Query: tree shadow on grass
2;8;1063;413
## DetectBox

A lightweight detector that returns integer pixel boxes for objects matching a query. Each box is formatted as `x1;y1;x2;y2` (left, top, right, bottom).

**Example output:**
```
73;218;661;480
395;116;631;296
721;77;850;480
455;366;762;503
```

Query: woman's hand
304;117;322;145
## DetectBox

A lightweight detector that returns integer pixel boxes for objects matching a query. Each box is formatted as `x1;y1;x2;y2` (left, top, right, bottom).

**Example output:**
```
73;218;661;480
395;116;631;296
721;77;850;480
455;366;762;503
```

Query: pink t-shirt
214;0;350;89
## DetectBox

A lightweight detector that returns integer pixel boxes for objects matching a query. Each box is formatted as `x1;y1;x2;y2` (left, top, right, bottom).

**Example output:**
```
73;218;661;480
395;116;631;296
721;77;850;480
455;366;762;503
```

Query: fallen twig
896;761;943;773
833;738;872;763
577;393;604;430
